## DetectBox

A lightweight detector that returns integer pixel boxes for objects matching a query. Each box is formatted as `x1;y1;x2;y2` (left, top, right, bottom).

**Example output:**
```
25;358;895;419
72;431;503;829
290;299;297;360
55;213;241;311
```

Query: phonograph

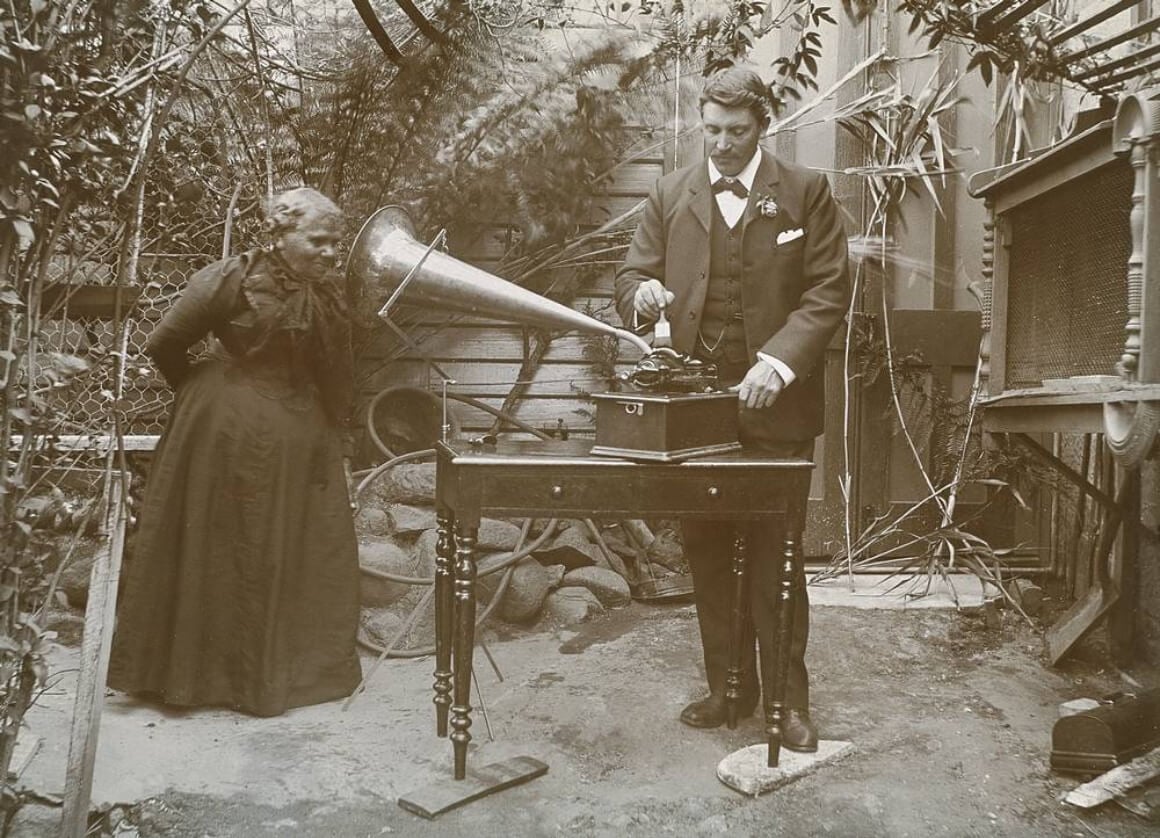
348;206;740;462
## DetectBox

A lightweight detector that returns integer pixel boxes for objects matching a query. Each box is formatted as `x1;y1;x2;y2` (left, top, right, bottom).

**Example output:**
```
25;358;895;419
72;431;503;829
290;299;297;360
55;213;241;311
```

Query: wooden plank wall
355;153;664;438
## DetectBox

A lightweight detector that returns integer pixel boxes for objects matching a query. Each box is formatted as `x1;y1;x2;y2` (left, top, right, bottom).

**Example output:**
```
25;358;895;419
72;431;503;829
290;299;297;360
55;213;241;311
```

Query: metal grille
1004;160;1133;389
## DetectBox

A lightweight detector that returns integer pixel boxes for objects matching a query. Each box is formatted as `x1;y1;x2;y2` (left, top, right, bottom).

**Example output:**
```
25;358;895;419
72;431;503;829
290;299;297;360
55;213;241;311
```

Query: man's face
275;210;342;281
701;101;766;178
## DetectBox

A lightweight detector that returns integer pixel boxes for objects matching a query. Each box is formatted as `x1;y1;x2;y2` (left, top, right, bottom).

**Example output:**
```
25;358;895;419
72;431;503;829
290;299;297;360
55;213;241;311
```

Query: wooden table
432;438;813;779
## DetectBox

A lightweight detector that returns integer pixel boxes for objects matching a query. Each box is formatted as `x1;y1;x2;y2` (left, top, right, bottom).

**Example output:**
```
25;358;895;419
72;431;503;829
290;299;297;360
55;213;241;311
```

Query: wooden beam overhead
1059;13;1160;66
1073;40;1160;81
1093;54;1160;90
977;0;1021;29
982;0;1052;32
1050;0;1144;46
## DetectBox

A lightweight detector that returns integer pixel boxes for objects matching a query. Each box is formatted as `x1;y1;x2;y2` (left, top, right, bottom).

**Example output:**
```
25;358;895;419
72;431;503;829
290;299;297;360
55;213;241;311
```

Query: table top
436;438;814;471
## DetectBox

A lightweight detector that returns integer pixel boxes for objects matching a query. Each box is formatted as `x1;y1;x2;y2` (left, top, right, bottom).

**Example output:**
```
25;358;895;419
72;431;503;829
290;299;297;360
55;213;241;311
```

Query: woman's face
275;210;343;281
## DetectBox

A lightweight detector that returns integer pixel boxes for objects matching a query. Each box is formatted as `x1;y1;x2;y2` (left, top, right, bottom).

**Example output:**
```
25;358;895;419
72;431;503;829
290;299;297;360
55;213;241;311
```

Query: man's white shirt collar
707;148;761;230
707;147;762;191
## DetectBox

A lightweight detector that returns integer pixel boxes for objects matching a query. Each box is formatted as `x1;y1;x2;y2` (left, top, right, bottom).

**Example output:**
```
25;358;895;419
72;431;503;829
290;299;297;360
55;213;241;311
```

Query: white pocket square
776;228;805;245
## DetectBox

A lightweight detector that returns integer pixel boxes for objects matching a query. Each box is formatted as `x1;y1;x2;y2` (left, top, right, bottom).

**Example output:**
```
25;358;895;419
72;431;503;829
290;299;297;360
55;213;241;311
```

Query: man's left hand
732;359;784;410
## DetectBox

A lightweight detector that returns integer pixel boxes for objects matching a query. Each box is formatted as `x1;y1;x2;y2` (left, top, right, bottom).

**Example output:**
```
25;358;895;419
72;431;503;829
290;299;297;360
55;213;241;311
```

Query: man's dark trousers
682;372;812;712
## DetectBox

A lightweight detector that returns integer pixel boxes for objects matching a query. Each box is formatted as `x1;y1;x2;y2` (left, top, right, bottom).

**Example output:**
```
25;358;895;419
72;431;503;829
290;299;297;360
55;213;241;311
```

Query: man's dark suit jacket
614;148;851;442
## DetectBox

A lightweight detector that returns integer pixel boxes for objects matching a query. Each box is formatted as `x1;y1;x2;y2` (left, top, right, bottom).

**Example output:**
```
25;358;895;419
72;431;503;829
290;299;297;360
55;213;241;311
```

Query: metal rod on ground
472;519;533;686
478;639;504;683
471;664;494;742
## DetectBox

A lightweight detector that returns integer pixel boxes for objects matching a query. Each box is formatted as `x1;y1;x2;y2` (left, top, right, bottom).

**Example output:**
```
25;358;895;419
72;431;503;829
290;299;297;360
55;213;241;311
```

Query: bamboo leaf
910;149;944;214
927;115;947;183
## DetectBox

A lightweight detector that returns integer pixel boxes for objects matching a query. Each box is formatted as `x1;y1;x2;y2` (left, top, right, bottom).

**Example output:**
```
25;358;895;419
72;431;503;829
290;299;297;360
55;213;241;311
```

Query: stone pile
355;460;689;652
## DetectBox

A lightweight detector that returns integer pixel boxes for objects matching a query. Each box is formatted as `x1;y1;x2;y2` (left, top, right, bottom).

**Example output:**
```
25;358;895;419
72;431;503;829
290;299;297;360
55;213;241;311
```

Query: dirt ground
11;587;1160;838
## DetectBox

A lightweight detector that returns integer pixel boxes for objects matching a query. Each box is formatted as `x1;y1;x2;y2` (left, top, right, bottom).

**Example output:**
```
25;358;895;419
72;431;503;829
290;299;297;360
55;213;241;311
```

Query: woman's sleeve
146;258;241;388
318;315;355;430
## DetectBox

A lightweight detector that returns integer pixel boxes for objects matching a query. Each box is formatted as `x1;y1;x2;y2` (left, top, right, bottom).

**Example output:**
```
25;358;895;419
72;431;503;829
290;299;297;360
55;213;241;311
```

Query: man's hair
699;67;771;125
264;187;343;237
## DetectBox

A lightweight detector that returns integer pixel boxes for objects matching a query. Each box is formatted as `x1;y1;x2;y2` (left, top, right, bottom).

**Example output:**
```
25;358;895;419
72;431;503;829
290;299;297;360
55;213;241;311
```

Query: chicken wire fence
38;262;204;439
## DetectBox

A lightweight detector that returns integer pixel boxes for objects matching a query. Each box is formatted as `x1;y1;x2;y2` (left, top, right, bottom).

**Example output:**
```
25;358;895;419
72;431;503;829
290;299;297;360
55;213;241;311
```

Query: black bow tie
712;178;748;198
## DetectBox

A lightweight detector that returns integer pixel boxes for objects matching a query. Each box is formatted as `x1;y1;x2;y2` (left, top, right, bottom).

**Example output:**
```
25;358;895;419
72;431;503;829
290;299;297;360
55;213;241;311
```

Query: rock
478;557;553;623
413;528;439;580
561;566;631;608
392;585;437;648
360;607;406;648
543;563;566;589
354;506;391;537
478;518;525;551
1008;578;1043;616
543;587;604;625
361;585;437;653
471;549;512;596
1059;697;1102;718
409;519;525;574
387;504;436;535
43;610;85;647
647;526;686;572
359;538;416;607
411;528;503;581
371;462;437;504
57;538;102;609
534;525;602;571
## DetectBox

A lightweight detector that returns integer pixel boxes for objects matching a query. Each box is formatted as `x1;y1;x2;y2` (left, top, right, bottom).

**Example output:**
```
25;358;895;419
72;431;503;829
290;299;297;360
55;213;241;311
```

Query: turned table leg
432;509;455;738
725;529;749;730
450;523;479;780
767;513;803;768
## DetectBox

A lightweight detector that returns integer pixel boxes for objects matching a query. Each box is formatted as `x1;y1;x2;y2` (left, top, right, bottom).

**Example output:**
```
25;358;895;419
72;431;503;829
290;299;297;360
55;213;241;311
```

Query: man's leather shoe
782;708;818;753
679;692;758;729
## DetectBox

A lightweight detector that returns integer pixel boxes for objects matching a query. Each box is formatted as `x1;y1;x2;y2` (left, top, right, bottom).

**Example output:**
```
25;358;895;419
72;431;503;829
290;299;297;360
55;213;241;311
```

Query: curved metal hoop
1104;399;1160;466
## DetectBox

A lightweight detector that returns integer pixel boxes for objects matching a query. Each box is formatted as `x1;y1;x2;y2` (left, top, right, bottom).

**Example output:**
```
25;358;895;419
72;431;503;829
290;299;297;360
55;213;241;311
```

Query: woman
108;187;362;716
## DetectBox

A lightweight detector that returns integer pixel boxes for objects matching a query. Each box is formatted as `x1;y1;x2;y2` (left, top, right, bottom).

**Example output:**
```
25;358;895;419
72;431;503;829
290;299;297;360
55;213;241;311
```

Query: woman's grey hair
699;66;772;125
264;187;343;238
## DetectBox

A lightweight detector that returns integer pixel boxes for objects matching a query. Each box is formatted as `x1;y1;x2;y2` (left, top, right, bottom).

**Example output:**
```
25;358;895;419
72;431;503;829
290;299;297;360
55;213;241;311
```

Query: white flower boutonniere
756;195;779;218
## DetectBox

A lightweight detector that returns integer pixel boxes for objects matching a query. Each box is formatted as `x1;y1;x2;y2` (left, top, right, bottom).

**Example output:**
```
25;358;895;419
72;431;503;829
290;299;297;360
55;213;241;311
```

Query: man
614;66;850;750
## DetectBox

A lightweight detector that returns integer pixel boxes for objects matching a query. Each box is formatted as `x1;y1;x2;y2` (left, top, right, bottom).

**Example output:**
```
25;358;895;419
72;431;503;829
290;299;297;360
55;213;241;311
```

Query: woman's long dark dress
108;250;362;716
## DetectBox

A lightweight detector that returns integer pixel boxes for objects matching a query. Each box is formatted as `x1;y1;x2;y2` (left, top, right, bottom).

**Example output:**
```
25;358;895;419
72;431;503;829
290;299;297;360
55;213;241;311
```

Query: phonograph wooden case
590;390;740;463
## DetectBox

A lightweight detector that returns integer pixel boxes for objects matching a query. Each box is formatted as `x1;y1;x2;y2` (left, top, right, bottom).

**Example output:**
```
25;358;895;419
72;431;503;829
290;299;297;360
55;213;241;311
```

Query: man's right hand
633;279;676;321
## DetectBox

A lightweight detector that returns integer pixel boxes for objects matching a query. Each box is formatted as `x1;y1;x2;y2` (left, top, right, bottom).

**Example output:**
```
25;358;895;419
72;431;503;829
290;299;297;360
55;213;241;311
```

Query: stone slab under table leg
717;740;854;797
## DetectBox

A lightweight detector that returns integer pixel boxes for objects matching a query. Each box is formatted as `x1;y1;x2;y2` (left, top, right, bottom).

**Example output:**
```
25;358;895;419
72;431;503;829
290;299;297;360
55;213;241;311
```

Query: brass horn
347;206;651;355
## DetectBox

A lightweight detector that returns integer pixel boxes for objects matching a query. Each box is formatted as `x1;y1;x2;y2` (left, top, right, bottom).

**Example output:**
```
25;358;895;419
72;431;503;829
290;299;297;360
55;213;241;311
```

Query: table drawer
471;469;791;518
632;474;787;515
480;470;630;514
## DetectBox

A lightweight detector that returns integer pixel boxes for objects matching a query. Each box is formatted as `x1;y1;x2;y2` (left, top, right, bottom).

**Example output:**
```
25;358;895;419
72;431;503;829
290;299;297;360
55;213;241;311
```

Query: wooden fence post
60;474;129;837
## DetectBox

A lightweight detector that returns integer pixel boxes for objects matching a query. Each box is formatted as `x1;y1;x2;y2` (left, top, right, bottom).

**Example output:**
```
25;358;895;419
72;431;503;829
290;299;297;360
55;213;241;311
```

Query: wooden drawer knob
550;485;564;499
